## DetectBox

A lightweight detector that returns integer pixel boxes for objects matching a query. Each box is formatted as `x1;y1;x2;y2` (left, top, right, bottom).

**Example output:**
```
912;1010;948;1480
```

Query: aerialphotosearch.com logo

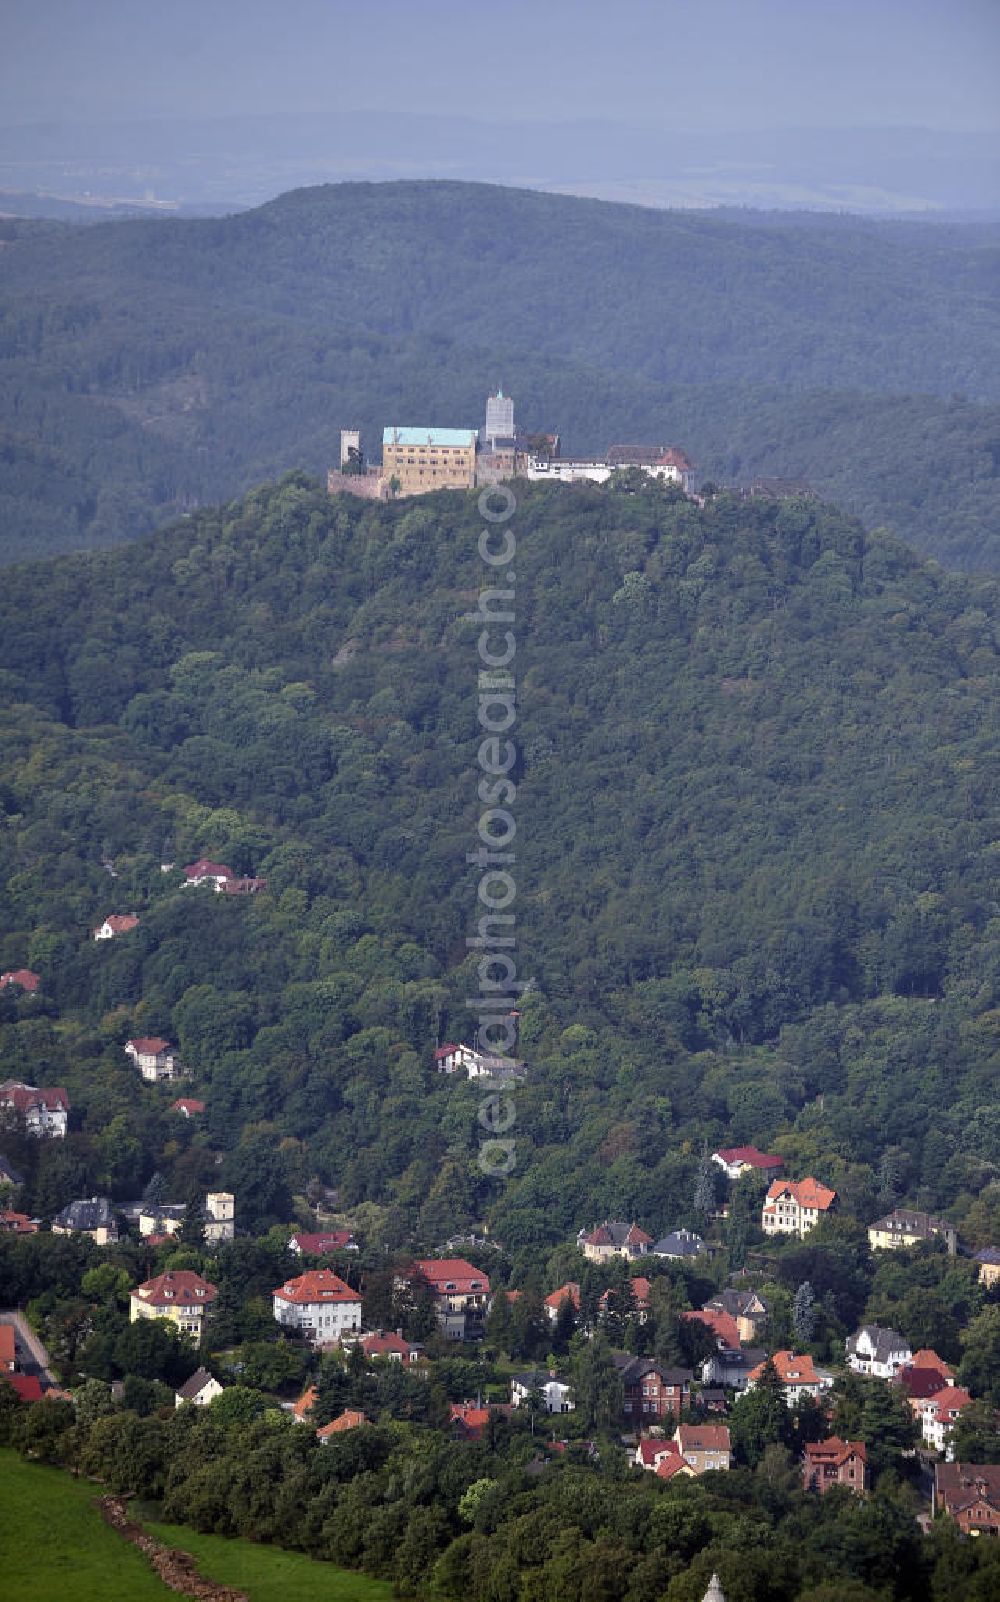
467;483;525;1178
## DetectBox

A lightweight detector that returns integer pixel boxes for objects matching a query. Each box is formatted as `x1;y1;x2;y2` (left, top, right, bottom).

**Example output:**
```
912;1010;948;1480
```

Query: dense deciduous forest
0;475;998;1257
1;182;999;567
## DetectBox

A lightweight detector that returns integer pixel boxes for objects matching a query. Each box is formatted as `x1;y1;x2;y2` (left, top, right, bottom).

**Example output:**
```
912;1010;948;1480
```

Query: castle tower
484;388;514;446
340;429;362;470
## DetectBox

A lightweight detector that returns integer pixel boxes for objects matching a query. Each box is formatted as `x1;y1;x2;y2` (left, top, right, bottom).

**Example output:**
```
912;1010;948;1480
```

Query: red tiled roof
0;1082;68;1113
0;969;40;992
656;1448;693;1480
682;1308;742;1349
171;1098;206;1115
4;1374;42;1402
918;1387;974;1420
0;1326;15;1365
433;1044;461;1060
274;1270;360;1306
764;1177;837;1211
636;1437;676;1466
361;1332;415;1358
289;1231;355;1254
0;1211;38;1234
98;915;140;934
805;1436;866;1467
749;1350;825;1387
412;1258;491;1295
183;859;234;880
449;1403;491;1437
317;1409;367;1437
292;1385;318;1421
545;1281;581;1312
126;1037;172;1055
898;1366;954;1400
714;1145;783;1170
911;1348;955;1378
676;1424;731;1452
599;1276;652;1310
133;1270;217;1308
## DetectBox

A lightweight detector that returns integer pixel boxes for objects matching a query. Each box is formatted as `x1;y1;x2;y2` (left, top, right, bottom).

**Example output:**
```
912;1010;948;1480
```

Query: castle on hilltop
327;389;694;502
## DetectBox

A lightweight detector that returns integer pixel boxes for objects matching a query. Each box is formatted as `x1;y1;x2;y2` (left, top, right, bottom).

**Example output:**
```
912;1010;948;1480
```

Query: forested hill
1;475;998;1251
1;180;999;568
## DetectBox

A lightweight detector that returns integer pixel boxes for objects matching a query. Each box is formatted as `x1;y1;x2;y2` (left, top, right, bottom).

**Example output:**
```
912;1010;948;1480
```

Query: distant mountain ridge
1;179;998;567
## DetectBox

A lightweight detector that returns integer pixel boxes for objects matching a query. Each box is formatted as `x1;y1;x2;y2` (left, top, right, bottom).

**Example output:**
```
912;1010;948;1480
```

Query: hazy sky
3;0;999;131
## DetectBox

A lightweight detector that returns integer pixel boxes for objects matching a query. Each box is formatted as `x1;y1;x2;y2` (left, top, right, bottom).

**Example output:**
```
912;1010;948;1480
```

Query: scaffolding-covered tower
484;388;515;446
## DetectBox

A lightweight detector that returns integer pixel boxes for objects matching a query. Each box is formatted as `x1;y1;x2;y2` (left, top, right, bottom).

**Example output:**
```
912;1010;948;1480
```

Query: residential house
635;1437;681;1471
360;1330;423;1365
544;1282;580;1323
0;969;40;994
868;1208;958;1255
291;1385;318;1423
511;1372;574;1413
898;1366;956;1402
317;1409;367;1440
615;1354;693;1423
182;859;235;888
845;1325;913;1380
272;1270;362;1346
433;1043;524;1079
974;1247;1000;1289
656;1447;697;1481
138;1202;184;1239
51;1196;118;1246
449;1403;493;1441
700;1346;767;1392
93;915;140;940
174;1368;223;1408
219;876;267;895
911;1386;975;1457
747;1351;833;1407
761;1177;837;1238
0;1211;37;1235
712;1146;784;1182
289;1229;357;1255
683;1308;742;1352
408;1258;491;1339
803;1438;868;1495
5;1374;42;1402
203;1191;234;1245
934;1464;1000;1536
125;1037;180;1083
171;1098;205;1118
0;1081;68;1138
578;1221;652;1263
598;1277;652;1324
605;444;695;491
0;1325;16;1372
651;1228;707;1261
674;1423;731;1473
703;1289;769;1344
130;1270;217;1340
911;1348;955;1380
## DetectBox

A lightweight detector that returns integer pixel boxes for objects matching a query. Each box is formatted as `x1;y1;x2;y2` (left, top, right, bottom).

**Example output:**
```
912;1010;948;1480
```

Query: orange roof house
804;1437;867;1494
762;1178;837;1239
317;1409;367;1439
544;1282;581;1321
0;970;40;993
682;1308;742;1350
747;1351;833;1404
292;1384;318;1422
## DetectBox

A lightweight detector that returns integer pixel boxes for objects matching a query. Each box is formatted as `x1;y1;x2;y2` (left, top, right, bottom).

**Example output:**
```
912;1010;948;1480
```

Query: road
0;1309;58;1388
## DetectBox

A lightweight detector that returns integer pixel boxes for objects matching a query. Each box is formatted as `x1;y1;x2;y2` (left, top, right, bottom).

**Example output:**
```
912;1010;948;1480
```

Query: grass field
0;1448;396;1602
143;1520;396;1600
0;1448;175;1602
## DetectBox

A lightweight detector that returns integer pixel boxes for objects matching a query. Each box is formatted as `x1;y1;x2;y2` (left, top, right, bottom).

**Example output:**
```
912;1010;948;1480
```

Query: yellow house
381;427;477;497
129;1269;217;1340
868;1209;957;1255
976;1248;1000;1288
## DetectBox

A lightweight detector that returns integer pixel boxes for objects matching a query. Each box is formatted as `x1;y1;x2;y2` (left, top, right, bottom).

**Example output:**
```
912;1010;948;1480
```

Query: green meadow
144;1521;397;1601
0;1449;395;1602
0;1448;174;1602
